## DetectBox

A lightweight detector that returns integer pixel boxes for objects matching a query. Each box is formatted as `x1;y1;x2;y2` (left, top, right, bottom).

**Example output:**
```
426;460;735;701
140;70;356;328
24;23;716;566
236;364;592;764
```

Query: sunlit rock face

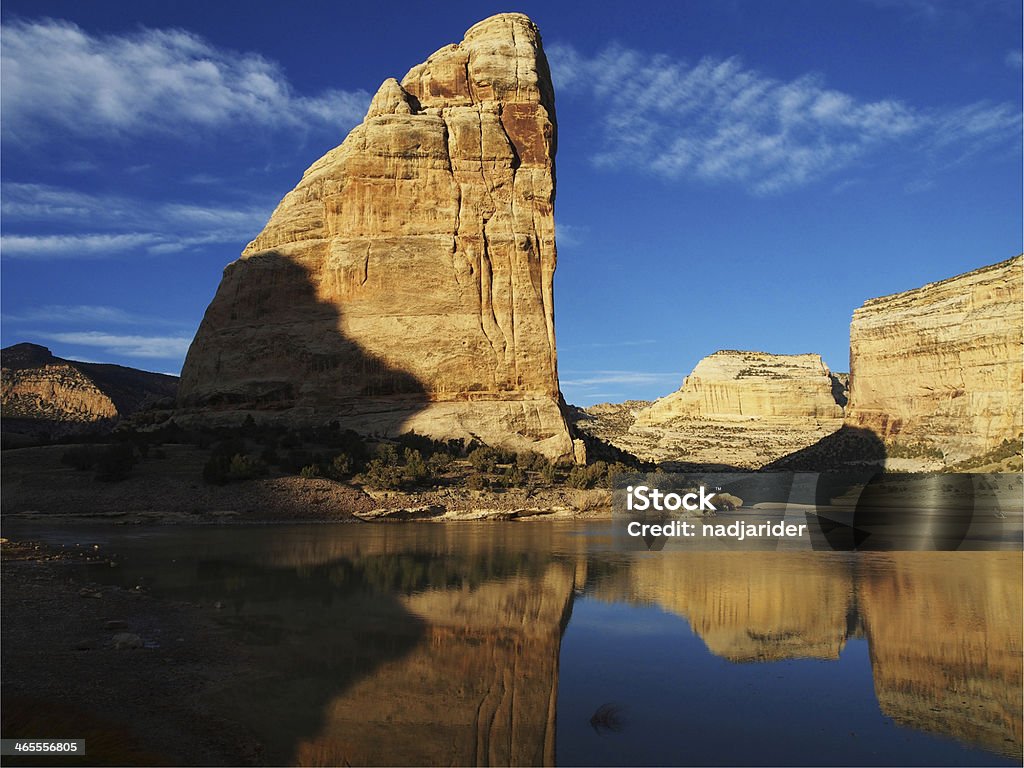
846;256;1024;464
640;351;844;423
858;553;1023;760
179;13;572;459
581;351;845;468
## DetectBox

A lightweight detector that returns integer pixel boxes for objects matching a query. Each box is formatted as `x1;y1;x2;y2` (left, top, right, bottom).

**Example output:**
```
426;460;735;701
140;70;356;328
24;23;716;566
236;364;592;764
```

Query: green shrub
228;453;265;481
466;472;488;490
566;461;610;490
468;447;498;472
427;452;452;474
299;464;322;479
374;443;401;467
203;455;229;484
540;462;556;484
506;466;526;487
403;448;428;483
363;458;404;490
280;450;314;474
328;452;353;479
516;451;548;472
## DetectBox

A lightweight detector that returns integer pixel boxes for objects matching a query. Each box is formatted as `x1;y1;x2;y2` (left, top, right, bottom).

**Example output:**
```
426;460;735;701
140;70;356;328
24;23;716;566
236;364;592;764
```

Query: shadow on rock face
177;251;429;430
763;425;887;472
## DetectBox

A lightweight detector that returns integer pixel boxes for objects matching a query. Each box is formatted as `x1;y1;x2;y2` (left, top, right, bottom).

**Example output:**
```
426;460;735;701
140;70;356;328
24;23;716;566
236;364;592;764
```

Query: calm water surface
9;521;1022;766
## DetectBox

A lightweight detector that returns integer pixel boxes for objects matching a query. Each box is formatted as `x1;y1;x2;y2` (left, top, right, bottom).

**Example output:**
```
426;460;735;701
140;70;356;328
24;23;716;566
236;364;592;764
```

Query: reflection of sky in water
558;598;1016;766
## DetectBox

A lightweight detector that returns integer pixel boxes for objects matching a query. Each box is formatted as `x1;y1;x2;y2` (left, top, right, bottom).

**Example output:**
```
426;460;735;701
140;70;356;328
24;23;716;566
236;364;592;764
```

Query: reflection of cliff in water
588;552;1022;758
173;529;578;767
294;562;575;766
858;553;1022;760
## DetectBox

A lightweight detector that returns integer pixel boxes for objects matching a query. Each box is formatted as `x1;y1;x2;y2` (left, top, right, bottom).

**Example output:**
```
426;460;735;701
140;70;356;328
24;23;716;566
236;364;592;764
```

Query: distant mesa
637;350;844;424
178;13;574;459
846;255;1023;468
574;351;846;469
1;342;178;446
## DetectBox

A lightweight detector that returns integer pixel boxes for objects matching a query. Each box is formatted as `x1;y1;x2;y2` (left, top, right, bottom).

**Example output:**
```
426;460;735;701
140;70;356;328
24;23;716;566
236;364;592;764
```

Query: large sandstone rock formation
179;14;572;459
846;256;1023;464
638;350;844;423
1;342;177;443
573;351;845;468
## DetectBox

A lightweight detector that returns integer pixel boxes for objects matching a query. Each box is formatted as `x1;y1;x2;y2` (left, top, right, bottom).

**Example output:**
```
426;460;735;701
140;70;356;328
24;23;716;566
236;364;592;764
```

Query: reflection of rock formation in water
857;553;1023;759
596;550;1021;758
292;562;575;766
625;553;855;661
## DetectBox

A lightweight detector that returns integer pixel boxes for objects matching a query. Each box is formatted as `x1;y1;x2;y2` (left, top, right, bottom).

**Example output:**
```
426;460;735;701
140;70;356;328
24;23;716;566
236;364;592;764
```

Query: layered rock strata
573;352;845;468
846;256;1023;464
179;14;572;459
639;351;844;423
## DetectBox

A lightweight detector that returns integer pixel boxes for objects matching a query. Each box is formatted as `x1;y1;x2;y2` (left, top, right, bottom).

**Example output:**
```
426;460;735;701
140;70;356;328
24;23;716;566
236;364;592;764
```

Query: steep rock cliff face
179;14;572;459
1;343;178;439
575;351;844;468
846;256;1023;463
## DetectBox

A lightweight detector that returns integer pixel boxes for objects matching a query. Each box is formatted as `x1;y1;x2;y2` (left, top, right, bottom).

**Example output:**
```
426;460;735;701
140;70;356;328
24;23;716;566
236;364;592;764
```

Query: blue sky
1;0;1020;405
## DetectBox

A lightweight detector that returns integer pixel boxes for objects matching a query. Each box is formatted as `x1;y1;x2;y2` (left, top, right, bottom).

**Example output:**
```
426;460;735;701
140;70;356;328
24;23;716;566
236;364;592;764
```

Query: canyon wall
845;256;1023;464
178;13;572;459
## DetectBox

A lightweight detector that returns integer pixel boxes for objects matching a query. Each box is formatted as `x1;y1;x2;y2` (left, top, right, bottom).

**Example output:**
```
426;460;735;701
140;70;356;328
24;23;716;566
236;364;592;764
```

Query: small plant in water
589;702;626;735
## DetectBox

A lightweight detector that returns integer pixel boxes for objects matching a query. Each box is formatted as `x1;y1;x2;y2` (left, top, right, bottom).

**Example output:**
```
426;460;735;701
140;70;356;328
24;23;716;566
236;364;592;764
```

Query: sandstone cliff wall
845;256;1023;463
179;14;572;458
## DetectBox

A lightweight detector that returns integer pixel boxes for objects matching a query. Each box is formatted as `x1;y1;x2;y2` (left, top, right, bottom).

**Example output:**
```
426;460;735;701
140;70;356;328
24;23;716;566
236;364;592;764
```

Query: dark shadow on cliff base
763;425;887;472
179;252;430;432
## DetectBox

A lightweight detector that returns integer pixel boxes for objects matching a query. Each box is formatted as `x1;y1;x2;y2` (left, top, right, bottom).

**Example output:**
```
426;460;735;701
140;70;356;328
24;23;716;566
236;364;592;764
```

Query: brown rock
846;256;1023;464
179;14;572;459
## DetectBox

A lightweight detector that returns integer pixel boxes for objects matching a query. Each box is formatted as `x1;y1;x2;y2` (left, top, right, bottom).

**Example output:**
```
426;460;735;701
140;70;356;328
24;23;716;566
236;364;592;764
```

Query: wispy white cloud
37;331;192;359
2;304;184;326
0;18;370;144
548;43;1020;194
560;370;682;387
555;221;588;249
0;183;271;258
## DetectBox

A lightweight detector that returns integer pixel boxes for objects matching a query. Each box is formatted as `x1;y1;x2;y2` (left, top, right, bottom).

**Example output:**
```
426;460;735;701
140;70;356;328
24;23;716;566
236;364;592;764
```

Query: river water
7;521;1021;766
